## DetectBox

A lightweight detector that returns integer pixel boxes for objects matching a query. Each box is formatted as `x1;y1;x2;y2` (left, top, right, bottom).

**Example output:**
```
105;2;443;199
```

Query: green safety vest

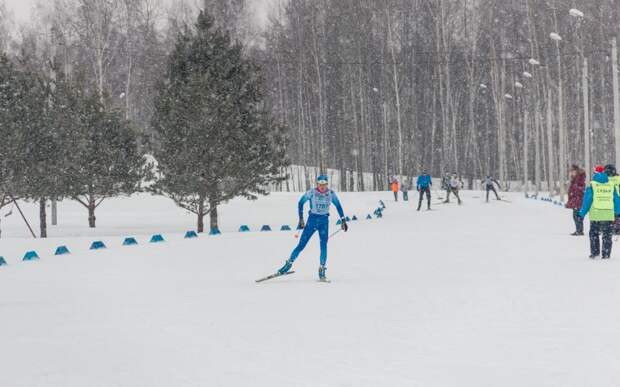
609;175;620;191
590;181;615;221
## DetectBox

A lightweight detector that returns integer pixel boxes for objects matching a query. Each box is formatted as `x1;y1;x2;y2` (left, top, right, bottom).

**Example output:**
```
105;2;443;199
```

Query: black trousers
393;191;398;201
417;187;431;210
590;221;613;257
446;188;461;204
486;186;500;202
572;209;584;234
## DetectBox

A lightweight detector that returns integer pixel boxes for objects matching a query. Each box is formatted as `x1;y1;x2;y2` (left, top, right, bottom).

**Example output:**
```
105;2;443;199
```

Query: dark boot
601;221;613;258
590;222;602;259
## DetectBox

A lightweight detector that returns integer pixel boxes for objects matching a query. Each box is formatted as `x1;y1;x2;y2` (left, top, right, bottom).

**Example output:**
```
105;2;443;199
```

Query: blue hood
593;172;609;184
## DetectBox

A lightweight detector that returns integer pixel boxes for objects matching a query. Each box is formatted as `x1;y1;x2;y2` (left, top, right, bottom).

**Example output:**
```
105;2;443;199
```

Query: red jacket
566;170;586;209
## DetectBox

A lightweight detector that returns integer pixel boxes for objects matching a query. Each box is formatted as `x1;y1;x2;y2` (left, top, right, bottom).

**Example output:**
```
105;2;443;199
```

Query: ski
255;271;295;283
435;201;462;206
318;278;331;283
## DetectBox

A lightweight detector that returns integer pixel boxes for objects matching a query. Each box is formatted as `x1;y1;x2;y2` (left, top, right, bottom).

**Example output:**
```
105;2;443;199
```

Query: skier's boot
602;255;611;259
318;265;327;281
278;259;293;275
589;254;599;259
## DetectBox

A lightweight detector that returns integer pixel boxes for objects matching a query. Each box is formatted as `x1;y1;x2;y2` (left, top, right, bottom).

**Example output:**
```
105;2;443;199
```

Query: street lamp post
612;37;620;170
550;31;566;200
527;59;543;194
583;56;591;178
515;80;529;193
570;8;618;178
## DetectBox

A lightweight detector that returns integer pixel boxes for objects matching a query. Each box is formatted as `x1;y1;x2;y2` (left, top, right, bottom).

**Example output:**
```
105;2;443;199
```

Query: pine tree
15;65;59;238
67;77;147;228
0;55;25;209
151;10;288;233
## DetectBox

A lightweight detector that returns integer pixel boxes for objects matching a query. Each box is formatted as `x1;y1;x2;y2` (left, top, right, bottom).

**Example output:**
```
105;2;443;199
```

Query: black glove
298;218;305;229
341;218;348;232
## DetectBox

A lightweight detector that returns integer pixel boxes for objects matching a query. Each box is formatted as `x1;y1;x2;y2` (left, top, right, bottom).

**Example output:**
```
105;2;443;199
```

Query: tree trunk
39;198;47;238
210;203;218;233
88;199;96;228
197;199;205;233
51;199;57;226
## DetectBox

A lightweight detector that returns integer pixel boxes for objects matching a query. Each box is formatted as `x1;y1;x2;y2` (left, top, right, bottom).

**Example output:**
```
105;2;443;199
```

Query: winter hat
594;165;605;173
316;175;328;184
604;164;617;176
570;164;579;171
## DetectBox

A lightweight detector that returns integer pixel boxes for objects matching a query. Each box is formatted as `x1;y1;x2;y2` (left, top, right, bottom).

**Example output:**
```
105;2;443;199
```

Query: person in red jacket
566;164;586;236
390;177;399;202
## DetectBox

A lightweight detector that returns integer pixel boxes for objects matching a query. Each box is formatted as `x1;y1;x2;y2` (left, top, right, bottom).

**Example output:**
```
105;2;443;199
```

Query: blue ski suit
289;188;345;266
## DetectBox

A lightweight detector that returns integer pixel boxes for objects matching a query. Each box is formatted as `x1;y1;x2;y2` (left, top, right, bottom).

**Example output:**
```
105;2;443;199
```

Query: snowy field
1;190;619;386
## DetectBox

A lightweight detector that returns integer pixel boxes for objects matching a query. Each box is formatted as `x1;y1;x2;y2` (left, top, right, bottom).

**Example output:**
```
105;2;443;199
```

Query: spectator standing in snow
416;172;432;211
578;165;620;259
566;164;586;236
401;179;409;201
390;177;399;202
483;175;501;202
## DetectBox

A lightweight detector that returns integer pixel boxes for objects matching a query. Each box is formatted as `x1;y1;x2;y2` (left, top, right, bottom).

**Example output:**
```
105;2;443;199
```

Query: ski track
0;191;618;386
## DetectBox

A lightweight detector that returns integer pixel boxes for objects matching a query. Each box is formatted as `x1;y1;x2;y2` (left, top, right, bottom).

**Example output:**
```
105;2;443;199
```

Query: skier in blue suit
416;172;433;211
277;175;348;281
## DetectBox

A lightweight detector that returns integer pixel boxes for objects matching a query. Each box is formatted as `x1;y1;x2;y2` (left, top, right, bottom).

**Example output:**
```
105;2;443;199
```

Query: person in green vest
578;165;620;259
604;164;620;235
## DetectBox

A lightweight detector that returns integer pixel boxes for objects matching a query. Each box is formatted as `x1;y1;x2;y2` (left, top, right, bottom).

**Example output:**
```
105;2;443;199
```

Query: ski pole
329;228;343;238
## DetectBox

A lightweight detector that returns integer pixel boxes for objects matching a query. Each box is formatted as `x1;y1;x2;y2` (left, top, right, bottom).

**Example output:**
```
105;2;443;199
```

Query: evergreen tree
15;66;59;238
151;11;288;233
0;55;25;208
67;79;147;228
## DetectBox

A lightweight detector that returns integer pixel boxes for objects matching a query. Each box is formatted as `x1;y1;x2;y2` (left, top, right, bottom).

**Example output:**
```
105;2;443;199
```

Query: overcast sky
5;0;276;27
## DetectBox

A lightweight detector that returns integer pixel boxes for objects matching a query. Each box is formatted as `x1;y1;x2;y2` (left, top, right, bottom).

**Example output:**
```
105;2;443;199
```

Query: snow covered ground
1;190;619;386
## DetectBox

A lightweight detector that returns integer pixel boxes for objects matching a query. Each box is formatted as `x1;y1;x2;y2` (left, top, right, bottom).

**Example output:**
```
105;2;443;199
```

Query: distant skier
578;165;620;259
566;164;586;236
483;175;501;202
445;173;463;205
441;173;450;200
416;171;432;211
276;175;347;281
390;177;399;202
604;164;620;235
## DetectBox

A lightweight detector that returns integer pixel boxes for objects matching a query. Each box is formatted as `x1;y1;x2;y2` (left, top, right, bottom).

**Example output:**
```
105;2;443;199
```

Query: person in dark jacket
483;175;501;202
566;164;586;236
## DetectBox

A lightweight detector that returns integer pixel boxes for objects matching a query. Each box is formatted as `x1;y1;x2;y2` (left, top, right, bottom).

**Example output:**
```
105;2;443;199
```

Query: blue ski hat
316;174;328;184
